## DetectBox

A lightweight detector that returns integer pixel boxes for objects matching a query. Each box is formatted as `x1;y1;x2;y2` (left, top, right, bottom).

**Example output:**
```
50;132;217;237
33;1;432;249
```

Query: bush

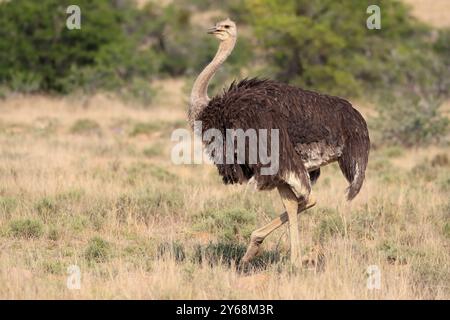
236;0;449;146
85;237;111;262
242;0;414;96
9;218;44;239
35;197;59;219
157;241;186;262
193;207;256;242
313;208;345;243
374;93;449;147
0;1;181;96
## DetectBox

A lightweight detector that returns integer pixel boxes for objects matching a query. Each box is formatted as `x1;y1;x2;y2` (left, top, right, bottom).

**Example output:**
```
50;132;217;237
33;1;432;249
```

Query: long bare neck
188;37;236;127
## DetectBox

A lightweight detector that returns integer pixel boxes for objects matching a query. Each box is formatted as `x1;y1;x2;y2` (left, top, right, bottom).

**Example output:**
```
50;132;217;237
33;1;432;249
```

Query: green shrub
411;257;449;296
85;237;111;262
375;93;448;147
143;146;163;158
313;208;345;243
42;261;64;275
193;241;280;268
149;166;176;181
157;241;186;262
47;227;61;241
443;222;450;239
193;207;256;242
9;218;44;239
35;197;59;220
0;196;18;216
377;241;411;265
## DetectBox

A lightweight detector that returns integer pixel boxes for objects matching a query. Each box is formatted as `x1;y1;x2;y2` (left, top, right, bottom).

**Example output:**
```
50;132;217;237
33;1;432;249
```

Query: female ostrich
189;19;370;265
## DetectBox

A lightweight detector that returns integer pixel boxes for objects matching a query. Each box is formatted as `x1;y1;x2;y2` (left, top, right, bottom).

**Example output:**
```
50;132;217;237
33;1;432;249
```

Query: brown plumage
197;78;370;200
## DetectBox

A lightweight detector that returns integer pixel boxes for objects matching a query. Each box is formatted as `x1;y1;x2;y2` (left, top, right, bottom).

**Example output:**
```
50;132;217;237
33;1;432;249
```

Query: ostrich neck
189;38;236;127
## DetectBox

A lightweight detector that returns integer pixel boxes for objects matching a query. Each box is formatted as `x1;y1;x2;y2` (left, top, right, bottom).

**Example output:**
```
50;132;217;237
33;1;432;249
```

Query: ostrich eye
224;25;230;29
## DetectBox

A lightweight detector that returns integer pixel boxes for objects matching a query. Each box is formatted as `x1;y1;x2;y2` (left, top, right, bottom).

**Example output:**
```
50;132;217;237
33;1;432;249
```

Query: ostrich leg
241;188;316;264
280;185;301;264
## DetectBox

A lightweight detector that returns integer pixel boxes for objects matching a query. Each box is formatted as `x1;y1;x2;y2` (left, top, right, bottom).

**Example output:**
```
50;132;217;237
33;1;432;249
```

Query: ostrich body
189;19;370;265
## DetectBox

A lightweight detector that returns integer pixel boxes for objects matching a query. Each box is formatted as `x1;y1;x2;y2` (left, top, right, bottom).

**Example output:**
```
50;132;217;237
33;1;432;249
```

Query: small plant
70;119;101;135
411;258;448;295
193;242;246;266
193;207;256;242
313;208;345;243
35;197;58;221
149;166;176;181
42;261;64;275
157;241;186;262
47;227;61;241
377;241;409;265
351;209;379;240
0;196;18;216
71;215;89;232
443;222;450;239
143;145;163;158
431;153;449;167
85;237;111;263
130;122;162;137
9;218;43;239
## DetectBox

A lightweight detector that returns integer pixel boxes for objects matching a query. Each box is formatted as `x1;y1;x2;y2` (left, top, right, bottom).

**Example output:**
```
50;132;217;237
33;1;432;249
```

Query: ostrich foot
241;235;264;265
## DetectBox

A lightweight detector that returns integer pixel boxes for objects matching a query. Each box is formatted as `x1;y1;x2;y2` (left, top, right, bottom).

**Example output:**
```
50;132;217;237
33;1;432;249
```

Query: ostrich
188;19;370;265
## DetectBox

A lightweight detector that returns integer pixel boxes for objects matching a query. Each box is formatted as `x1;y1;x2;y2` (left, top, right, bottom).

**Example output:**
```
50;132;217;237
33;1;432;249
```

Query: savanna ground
0;0;450;300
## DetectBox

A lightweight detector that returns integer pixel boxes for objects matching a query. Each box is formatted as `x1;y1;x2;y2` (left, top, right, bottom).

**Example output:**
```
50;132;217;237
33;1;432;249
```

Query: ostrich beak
207;26;218;34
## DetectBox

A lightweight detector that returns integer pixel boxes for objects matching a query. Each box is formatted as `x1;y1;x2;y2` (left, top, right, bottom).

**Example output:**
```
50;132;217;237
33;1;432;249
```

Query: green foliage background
0;0;448;146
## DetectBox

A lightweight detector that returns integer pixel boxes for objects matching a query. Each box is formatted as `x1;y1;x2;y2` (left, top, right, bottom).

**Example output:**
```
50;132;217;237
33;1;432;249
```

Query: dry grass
0;79;449;299
402;0;450;28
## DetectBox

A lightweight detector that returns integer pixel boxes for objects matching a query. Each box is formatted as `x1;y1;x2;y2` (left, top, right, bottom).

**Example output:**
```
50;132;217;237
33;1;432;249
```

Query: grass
85;237;111;263
9;219;43;239
193;207;256;242
0;82;448;299
130;122;163;137
70;119;101;135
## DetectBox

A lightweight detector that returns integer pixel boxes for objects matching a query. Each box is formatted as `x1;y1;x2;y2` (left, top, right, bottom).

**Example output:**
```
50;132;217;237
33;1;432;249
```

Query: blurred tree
0;0;184;96
241;0;430;97
0;0;251;99
238;0;448;145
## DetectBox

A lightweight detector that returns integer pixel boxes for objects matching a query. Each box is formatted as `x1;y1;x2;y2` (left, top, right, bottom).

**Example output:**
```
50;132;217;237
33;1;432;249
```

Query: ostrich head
207;18;237;41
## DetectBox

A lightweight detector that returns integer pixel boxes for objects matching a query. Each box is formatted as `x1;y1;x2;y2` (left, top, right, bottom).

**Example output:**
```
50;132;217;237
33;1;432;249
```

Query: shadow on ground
157;241;283;272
